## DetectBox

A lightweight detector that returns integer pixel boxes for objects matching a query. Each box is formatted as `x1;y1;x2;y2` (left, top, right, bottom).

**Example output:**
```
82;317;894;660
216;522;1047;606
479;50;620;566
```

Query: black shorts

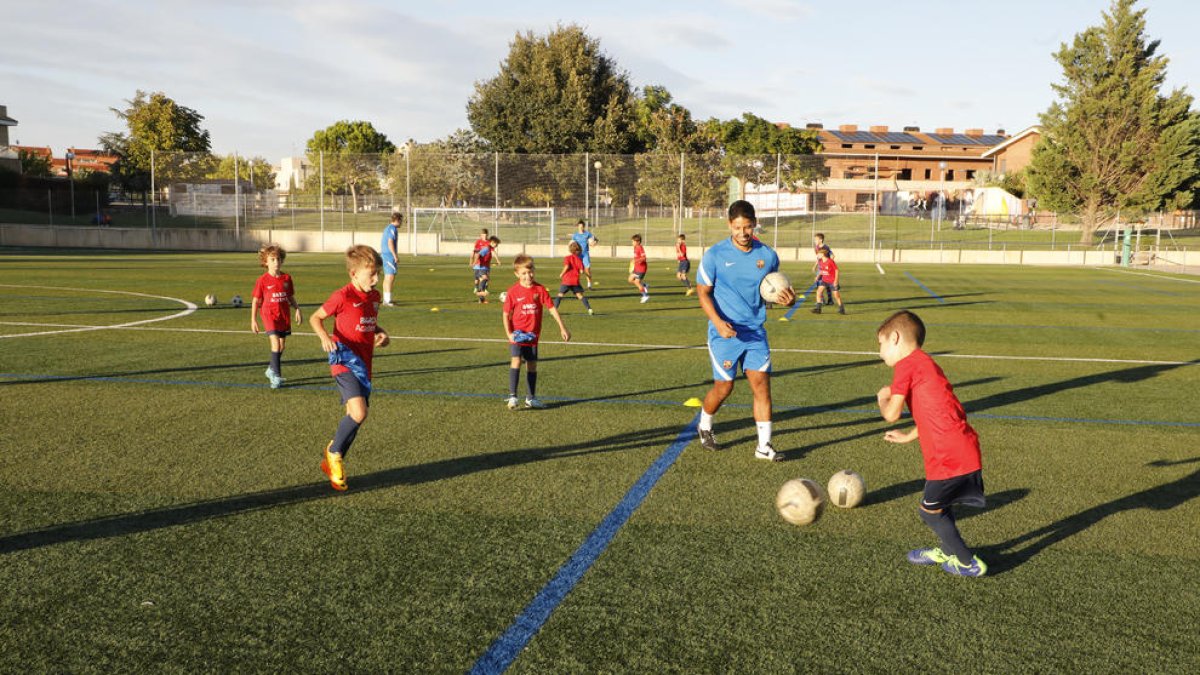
817;280;841;292
677;260;691;274
558;284;584;295
510;344;538;361
922;470;985;510
265;329;291;338
334;370;371;405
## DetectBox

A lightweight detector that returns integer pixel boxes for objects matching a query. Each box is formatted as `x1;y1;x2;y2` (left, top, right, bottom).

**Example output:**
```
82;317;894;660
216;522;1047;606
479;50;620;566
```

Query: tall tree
467;25;637;153
1026;0;1200;242
17;149;53;177
205;154;277;192
99;90;212;196
711;113;822;198
305;120;395;212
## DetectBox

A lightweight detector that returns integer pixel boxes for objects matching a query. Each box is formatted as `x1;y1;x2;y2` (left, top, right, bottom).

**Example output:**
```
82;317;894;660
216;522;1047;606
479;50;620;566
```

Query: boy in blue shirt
380;213;401;306
696;200;795;461
570;220;598;289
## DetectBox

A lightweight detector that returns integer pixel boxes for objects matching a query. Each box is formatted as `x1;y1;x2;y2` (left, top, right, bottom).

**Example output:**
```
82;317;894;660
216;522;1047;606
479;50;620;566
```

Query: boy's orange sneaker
320;441;348;491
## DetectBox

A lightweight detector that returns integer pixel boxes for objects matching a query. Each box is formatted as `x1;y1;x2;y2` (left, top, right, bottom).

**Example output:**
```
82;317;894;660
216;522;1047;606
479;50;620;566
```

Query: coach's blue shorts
581;253;591;268
706;324;771;381
382;256;398;276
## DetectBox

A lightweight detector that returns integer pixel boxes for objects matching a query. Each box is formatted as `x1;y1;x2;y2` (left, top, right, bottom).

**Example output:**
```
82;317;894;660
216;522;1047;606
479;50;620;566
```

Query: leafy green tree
713;113;823;198
205;154;276;191
99;91;212;197
17;149;53;177
467;25;637;153
305;120;395;212
1026;0;1200;242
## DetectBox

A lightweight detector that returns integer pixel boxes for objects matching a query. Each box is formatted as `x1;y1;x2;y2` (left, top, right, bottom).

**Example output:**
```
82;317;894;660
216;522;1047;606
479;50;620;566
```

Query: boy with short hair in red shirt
628;233;649;303
554;241;593;315
876;310;987;577
250;244;303;389
811;247;845;315
309;245;391;491
502;254;571;410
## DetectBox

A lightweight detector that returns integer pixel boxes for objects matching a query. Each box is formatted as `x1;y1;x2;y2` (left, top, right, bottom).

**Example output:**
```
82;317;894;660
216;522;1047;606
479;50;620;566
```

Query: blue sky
3;0;1196;161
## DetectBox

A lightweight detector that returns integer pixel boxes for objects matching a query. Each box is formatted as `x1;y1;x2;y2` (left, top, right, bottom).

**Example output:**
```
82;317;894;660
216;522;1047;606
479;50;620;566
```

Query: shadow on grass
0;420;690;555
979;463;1200;576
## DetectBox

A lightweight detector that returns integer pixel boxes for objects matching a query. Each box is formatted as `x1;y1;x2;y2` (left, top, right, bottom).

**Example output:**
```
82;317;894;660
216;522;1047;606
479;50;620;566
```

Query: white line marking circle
0;284;197;339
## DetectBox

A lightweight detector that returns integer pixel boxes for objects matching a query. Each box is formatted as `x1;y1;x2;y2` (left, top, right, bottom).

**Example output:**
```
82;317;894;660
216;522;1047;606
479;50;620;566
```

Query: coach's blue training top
698;237;779;331
381;224;398;259
571;231;592;256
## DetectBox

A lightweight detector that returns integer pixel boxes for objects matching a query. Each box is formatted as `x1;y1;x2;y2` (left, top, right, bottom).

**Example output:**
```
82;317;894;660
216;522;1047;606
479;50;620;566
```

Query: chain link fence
2;150;1197;255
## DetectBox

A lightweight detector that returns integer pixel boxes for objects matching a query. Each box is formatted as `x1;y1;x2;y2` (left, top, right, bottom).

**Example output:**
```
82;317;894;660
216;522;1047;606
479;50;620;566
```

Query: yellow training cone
683;397;703;407
430;307;440;312
779;316;790;322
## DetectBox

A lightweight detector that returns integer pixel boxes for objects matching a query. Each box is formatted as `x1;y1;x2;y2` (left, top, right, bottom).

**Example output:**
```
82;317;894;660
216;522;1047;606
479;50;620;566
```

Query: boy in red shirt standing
876;310;986;577
503;254;571;410
310;245;391;491
675;233;694;296
554;241;593;315
250;245;302;389
628;233;649;303
811;247;846;314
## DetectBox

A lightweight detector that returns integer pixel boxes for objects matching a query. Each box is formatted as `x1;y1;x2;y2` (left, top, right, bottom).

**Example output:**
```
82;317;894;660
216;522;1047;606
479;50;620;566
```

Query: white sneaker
506;396;519;410
754;443;783;462
587;308;594;315
640;294;649;304
524;397;546;409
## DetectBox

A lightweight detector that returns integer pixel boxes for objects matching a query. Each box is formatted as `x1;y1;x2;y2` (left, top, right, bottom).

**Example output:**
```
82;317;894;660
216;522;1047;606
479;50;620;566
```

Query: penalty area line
468;412;700;674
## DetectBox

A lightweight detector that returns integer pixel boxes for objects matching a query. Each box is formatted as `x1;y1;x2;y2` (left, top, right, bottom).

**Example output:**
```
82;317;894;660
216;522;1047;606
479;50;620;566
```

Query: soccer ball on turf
204;294;217;307
499;291;507;303
827;470;866;509
759;271;792;304
776;478;826;526
230;294;243;308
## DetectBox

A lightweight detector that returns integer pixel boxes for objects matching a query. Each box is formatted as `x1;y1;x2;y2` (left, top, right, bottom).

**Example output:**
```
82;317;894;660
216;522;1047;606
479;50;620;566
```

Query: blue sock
553;296;562;308
527;371;538;398
509;368;520;397
270;351;282;376
581;297;591;310
919;508;972;561
331;415;361;458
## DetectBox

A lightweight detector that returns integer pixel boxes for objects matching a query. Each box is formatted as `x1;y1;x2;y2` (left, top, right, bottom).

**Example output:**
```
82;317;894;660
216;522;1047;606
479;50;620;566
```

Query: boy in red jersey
675;233;693;296
502;254;571;410
811;247;845;315
628;233;649;303
309;245;391;491
250;245;303;389
554;241;593;315
876;310;986;577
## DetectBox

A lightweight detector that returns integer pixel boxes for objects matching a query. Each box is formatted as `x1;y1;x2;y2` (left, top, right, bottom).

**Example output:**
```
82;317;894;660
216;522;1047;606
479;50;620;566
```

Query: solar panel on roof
878;132;922;144
829;130;884;143
977;135;1007;145
929;134;980;145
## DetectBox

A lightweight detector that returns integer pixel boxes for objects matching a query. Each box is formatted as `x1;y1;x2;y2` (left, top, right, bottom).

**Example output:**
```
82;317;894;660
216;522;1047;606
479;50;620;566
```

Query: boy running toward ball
250;245;302;389
309;245;390;491
676;233;694;295
628;233;649;303
876;309;987;577
472;235;501;303
811;246;845;314
554;241;593;315
502;254;571;410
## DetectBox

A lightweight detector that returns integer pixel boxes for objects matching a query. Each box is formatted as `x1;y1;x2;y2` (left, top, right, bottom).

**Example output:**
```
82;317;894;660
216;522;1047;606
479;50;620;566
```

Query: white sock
756;421;772;448
384;292;392;303
699;411;714;432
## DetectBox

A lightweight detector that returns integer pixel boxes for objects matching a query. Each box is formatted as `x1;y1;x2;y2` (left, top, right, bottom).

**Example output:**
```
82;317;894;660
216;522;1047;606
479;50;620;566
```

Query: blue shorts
558;284;584;295
677;260;691;274
922;470;985;510
581;254;591;268
817;280;840;292
474;267;490;280
706;325;770;381
382;256;398;276
509;344;538;361
334;370;371;405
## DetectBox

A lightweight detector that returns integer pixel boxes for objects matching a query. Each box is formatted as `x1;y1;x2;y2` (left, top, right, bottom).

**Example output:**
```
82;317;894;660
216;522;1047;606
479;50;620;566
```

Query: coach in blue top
696;200;795;461
570;220;598;288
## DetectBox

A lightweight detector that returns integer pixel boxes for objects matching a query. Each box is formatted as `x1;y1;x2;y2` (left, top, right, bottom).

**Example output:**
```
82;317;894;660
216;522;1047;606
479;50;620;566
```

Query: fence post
319;151;325;245
773;153;781;249
47;189;53;225
679;152;685;237
150;147;157;246
234;151;241;239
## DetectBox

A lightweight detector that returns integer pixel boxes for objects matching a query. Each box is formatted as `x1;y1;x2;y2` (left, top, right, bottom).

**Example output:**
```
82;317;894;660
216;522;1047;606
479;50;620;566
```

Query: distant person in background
628;233;649;303
472;235;501;303
380;212;401;306
554;240;593;314
676;233;694;296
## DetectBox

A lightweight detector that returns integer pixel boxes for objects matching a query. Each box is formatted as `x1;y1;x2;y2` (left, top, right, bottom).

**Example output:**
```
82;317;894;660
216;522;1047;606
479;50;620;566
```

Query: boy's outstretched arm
884;427;918;444
877;385;906;423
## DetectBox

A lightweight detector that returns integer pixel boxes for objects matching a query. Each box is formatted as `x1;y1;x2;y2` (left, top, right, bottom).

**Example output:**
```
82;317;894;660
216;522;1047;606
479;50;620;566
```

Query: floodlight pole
594;160;602;228
65;150;75;221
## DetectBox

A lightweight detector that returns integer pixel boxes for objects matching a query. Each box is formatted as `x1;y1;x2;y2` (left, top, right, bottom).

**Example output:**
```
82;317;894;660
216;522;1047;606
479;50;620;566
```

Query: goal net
411;207;557;251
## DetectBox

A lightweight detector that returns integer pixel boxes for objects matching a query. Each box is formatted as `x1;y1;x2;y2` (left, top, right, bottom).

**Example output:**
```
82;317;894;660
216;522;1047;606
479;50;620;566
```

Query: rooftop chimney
806;122;824;130
965;128;983;137
869;125;889;133
903;126;920;132
838;124;858;133
935;127;954;135
996;128;1006;135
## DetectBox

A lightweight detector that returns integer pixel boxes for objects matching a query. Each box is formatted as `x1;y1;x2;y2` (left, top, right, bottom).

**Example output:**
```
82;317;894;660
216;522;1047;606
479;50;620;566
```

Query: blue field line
903;271;945;304
469;412;700;674
4;373;1198;428
782;280;821;320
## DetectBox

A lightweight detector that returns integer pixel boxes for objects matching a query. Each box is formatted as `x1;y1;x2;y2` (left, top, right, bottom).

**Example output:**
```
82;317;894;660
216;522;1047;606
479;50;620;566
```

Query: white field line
876;263;885;275
0;285;197;339
1102;268;1200;284
0;319;1193;367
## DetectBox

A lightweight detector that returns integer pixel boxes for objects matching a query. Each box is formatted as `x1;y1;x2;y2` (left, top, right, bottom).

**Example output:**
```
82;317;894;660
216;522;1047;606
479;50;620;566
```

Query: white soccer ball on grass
204;294;217;307
827;470;866;509
776;478;826;526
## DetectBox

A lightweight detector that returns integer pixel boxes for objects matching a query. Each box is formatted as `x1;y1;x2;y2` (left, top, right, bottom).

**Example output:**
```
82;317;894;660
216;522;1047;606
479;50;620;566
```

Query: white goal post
410;207;557;256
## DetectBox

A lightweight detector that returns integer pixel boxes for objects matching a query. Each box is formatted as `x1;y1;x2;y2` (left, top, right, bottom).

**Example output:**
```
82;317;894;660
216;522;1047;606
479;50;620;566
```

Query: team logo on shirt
756;260;765;269
722;360;733;371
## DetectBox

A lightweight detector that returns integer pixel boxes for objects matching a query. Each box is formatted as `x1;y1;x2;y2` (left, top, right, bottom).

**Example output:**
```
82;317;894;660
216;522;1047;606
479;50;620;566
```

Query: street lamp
593;161;602;227
65;150;75;222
